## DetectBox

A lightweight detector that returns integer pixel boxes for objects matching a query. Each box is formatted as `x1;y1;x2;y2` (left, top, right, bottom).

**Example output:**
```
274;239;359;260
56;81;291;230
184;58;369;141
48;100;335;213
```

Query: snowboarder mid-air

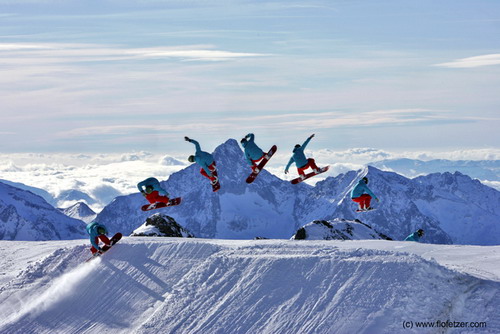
86;221;111;254
185;136;219;186
405;229;424;242
137;177;170;205
351;177;380;211
240;133;266;173
284;134;322;180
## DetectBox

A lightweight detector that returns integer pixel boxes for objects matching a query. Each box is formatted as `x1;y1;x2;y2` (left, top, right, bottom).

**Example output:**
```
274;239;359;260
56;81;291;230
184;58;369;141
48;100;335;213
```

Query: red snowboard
211;179;221;192
210;169;220;192
246;145;277;184
290;166;330;184
141;197;182;211
86;233;122;262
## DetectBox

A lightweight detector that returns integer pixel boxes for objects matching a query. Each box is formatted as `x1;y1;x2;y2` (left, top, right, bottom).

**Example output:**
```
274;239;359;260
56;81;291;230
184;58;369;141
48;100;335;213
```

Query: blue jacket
241;133;264;166
350;179;377;199
137;177;169;197
405;232;421;242
187;139;215;176
285;136;313;172
86;221;108;251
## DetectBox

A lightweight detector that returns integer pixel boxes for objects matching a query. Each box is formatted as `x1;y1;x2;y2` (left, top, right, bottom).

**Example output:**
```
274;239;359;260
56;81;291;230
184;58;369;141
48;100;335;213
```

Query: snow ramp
0;238;498;334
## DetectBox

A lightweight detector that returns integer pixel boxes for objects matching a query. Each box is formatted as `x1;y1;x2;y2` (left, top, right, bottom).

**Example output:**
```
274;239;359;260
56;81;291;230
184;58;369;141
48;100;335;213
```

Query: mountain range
371;158;500;183
0;181;85;240
58;202;96;224
93;139;500;245
1;139;499;244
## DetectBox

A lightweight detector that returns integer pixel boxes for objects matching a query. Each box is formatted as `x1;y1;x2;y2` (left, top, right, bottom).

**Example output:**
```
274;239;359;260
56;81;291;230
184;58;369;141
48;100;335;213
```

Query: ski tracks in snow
0;239;499;334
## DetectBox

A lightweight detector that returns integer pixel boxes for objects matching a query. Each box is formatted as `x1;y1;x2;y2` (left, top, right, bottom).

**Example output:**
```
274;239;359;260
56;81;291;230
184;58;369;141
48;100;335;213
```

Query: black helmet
417;229;424;236
363;177;369;184
240;137;247;145
145;185;154;194
188;155;195;163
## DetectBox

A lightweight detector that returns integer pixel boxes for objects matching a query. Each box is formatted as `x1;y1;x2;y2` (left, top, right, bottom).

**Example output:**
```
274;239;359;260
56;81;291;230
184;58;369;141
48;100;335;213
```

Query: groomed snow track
0;238;498;334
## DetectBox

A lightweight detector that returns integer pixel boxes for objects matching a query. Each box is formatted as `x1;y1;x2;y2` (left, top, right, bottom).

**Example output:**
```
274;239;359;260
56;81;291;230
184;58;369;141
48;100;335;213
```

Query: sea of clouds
1;148;499;213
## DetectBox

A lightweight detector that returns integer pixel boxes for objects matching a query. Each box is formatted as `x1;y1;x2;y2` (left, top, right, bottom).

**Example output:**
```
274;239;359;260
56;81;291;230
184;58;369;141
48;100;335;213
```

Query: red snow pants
91;235;111;254
251;156;265;171
144;191;169;204
297;158;319;176
352;194;372;209
200;162;217;181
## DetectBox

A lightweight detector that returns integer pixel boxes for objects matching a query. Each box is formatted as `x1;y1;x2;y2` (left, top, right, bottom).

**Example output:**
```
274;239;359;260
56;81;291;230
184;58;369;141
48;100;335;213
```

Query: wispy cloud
434;54;500;68
0;42;269;64
52;109;455;142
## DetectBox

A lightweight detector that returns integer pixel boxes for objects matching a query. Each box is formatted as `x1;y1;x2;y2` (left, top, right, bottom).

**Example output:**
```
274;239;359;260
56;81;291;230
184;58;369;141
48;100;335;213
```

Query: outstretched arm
301;134;315;150
185;136;201;152
284;157;294;173
137;180;147;193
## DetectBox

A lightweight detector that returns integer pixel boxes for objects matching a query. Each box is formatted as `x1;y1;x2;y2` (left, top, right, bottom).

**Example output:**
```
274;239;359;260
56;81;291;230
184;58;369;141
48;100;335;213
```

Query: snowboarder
284;134;322;180
405;229;424;242
86;221;111;254
185;136;219;188
351;177;379;211
240;133;266;173
137;177;170;205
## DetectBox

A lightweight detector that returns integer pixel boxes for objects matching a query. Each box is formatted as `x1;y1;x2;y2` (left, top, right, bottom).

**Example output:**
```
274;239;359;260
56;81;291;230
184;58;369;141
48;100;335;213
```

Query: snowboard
86;233;122;262
356;207;377;213
141;197;182;211
246;145;277;184
210;168;220;192
290;166;330;184
211;178;221;192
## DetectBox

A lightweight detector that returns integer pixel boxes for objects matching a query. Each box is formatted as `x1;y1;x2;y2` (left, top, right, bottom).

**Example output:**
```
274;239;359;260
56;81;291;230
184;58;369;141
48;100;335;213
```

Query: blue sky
1;0;499;156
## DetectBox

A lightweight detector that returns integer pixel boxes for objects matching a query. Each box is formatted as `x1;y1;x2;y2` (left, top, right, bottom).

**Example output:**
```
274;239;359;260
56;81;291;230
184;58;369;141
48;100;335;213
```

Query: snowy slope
0;182;86;240
94;140;500;245
59;202;97;224
0;238;498;334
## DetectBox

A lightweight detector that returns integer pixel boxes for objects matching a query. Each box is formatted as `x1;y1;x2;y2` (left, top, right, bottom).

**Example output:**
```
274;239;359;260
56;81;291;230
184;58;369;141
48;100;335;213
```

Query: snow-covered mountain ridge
0;238;498;333
95;139;500;245
59;202;96;224
0;181;85;240
371;158;500;185
292;219;392;240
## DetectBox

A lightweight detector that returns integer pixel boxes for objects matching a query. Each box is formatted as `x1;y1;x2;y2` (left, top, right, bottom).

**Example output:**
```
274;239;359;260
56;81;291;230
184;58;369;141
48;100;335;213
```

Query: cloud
2;148;500;211
0;42;269;65
0;152;186;211
434;54;500;68
126;47;269;61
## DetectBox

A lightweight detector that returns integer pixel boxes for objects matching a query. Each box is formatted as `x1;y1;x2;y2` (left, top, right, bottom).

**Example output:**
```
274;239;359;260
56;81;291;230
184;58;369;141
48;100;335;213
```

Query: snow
0;181;86;241
293;219;389;240
0;238;498;333
132;224;162;236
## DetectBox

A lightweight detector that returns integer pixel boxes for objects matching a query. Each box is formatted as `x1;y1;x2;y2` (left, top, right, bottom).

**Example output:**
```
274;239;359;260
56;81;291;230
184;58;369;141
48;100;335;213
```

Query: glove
284;170;289;174
141;191;147;197
309;134;315;139
184;136;190;142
